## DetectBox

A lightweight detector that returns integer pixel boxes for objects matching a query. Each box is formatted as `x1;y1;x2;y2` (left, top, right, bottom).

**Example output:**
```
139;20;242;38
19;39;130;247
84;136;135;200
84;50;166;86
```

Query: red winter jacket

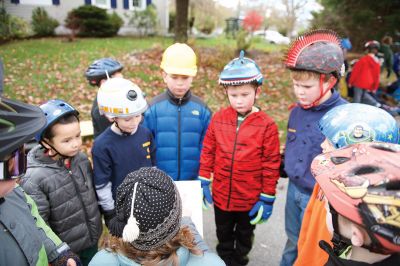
199;107;280;211
349;54;381;92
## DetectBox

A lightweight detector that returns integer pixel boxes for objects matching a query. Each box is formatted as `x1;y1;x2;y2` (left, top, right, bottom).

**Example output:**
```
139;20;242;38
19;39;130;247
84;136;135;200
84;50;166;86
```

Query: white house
3;0;170;35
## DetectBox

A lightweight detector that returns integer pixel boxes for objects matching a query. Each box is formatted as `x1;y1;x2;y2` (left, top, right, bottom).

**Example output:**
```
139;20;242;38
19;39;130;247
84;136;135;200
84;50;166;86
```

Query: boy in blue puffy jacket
143;43;211;181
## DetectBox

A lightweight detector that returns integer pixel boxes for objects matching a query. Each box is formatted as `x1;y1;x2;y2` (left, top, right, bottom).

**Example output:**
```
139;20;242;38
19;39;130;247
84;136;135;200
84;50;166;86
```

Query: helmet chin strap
40;140;71;160
114;120;132;136
300;74;337;109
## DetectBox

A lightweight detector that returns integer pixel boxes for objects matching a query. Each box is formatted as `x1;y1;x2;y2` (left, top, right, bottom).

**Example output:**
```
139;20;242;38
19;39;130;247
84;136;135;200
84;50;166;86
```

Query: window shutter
146;0;151;6
84;0;91;5
111;0;117;8
52;0;60;5
123;0;129;9
11;0;20;4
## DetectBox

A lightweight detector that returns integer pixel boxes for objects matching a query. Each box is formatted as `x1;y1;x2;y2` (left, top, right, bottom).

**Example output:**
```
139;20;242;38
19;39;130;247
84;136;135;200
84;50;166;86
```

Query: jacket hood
106;247;190;265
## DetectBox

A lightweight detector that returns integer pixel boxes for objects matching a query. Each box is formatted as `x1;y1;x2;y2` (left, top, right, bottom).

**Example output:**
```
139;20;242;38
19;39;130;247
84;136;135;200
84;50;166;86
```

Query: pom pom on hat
115;167;182;251
122;182;140;242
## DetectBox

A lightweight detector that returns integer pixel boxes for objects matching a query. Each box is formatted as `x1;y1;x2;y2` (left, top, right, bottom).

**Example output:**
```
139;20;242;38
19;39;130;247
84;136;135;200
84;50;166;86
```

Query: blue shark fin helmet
219;50;263;86
35;99;79;142
318;103;399;148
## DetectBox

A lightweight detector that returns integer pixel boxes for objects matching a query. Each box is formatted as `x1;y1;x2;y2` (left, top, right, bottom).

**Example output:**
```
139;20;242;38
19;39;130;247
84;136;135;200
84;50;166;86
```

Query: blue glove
198;176;213;209
249;193;275;225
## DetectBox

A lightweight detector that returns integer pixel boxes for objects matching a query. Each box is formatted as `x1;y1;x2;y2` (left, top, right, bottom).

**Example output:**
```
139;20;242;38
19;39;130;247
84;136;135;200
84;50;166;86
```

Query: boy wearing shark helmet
198;51;281;266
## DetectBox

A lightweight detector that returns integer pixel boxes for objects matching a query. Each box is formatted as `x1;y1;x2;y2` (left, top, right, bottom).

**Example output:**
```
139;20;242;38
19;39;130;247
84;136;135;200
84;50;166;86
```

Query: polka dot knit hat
115;167;182;251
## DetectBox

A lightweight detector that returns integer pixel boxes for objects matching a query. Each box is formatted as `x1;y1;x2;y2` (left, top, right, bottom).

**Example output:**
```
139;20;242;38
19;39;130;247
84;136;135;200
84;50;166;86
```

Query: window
20;0;52;5
130;0;145;10
93;0;111;9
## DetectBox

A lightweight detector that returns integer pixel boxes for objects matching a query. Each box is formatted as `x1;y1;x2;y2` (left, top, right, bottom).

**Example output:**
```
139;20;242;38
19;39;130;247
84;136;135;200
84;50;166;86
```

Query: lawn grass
0;36;292;143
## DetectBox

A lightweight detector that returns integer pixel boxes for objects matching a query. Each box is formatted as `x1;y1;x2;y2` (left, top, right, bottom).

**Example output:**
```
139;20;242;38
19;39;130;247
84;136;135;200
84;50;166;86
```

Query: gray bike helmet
85;58;123;87
0;97;46;161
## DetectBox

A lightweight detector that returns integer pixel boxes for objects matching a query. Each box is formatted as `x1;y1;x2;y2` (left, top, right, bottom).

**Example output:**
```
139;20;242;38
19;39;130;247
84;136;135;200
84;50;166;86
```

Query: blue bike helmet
318;103;399;148
85;58;123;87
219;50;263;86
35;99;79;142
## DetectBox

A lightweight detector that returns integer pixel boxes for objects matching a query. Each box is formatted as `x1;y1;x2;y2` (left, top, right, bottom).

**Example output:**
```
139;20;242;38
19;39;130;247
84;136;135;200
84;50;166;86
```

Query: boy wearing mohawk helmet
91;77;155;230
280;29;347;266
295;103;399;266
198;51;281;266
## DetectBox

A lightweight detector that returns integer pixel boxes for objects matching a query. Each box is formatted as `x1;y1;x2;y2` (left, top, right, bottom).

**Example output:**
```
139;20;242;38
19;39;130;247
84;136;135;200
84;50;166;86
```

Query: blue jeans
280;180;311;266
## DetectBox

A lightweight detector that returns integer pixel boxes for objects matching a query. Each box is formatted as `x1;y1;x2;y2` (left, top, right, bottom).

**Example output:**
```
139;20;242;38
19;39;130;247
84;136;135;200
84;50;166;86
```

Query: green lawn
0;36;292;142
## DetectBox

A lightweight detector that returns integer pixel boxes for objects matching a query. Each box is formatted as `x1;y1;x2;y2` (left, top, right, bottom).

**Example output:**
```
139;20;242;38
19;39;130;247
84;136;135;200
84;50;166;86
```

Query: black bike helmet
85;58;123;87
0;97;46;161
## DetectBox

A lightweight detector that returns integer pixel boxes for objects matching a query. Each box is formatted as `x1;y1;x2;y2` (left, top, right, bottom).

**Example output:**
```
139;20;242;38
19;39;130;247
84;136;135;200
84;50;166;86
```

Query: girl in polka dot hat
89;167;225;266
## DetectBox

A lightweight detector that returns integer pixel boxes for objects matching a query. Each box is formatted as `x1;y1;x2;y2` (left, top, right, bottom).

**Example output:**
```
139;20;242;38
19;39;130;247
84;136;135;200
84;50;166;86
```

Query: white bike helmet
97;78;147;118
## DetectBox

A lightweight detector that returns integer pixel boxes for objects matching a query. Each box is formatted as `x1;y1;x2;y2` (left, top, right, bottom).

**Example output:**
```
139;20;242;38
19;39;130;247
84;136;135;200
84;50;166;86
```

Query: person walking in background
349;41;382;105
380;36;394;78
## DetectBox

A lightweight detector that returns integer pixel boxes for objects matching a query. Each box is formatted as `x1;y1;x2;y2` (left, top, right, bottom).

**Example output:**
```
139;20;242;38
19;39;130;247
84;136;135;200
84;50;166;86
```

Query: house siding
4;0;169;35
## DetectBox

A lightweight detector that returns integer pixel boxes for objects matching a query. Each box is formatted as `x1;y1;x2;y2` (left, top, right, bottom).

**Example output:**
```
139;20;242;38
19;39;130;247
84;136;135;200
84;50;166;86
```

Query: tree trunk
175;0;189;43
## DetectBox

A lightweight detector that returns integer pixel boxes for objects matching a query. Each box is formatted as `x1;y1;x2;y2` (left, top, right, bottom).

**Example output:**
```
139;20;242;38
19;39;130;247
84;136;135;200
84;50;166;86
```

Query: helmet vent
371;144;399;153
386;180;400;191
352;165;382;176
127;90;137;101
59;103;65;107
330;156;350;165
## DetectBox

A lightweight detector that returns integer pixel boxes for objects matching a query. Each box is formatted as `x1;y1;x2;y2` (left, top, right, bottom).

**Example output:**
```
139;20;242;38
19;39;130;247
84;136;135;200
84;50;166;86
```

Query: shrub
0;8;31;42
65;5;123;37
109;12;124;34
31;7;59;37
198;17;215;35
236;29;252;52
127;4;158;36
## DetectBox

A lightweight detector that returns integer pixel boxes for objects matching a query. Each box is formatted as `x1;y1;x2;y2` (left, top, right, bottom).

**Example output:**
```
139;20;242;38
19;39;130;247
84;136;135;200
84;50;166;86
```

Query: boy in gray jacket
22;99;102;266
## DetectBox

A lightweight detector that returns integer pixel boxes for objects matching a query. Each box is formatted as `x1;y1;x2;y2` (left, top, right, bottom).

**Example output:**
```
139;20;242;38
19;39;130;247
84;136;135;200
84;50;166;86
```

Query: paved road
202;178;289;266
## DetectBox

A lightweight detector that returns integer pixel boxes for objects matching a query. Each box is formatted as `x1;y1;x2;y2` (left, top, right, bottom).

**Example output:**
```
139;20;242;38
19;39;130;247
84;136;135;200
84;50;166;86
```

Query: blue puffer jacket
143;89;211;181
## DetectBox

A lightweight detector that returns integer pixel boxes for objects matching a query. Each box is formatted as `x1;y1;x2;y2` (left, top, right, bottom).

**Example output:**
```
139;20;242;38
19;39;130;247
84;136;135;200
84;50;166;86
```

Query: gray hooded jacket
22;145;102;253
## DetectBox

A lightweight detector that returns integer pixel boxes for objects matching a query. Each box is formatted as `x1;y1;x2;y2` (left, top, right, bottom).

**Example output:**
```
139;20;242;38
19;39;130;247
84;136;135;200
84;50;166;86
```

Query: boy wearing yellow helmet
143;43;212;181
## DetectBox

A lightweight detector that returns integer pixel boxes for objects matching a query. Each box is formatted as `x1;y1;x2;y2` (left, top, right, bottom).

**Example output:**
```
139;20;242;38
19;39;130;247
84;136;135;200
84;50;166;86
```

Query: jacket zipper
66;167;94;242
177;98;182;180
227;118;240;209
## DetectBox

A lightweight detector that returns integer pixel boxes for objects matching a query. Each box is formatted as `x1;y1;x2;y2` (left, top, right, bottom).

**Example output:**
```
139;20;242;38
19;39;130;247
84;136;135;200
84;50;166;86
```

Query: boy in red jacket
198;51;281;266
349;41;381;105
